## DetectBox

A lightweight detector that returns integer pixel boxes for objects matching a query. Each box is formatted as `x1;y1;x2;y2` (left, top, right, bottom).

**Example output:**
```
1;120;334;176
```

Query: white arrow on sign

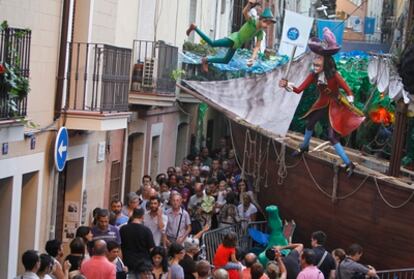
58;140;67;158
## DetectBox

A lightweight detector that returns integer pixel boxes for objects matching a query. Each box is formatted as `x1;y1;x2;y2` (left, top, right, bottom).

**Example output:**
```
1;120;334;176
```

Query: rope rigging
228;119;414;209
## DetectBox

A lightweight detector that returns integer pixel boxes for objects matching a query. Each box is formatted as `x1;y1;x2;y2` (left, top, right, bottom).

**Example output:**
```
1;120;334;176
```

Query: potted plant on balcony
0;21;30;117
0;62;29;100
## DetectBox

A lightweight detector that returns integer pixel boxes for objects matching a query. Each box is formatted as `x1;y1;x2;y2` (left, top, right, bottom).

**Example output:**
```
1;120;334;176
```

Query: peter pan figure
186;0;276;72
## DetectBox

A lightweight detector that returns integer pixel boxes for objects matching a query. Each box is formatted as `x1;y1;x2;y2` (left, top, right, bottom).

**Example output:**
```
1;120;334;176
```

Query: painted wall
0;0;60;127
91;0;117;43
0;0;63;270
135;0;190;47
192;0;232;43
74;0;140;48
115;0;139;48
135;0;231;49
73;0;93;42
143;107;180;176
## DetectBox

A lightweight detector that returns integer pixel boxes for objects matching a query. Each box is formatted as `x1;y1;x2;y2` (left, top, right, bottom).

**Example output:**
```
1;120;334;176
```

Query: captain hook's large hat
308;27;341;56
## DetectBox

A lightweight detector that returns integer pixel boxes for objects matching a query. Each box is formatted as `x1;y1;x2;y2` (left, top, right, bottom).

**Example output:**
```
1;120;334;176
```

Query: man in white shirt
237;194;257;222
15;250;41;279
166;193;192;245
107;241;128;275
143;196;168;246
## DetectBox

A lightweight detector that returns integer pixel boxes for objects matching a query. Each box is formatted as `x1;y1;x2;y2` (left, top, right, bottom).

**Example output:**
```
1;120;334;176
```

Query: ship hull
231;121;414;269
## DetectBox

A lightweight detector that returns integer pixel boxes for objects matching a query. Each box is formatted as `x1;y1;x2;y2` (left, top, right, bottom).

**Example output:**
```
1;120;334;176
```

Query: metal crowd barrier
377;268;414;279
201;221;267;264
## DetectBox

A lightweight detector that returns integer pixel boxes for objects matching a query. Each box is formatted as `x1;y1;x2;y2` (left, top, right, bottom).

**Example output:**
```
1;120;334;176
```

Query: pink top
81;255;116;279
297;266;325;279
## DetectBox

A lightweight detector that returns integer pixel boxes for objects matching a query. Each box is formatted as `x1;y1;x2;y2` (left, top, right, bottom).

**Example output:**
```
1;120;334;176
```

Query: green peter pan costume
193;8;275;64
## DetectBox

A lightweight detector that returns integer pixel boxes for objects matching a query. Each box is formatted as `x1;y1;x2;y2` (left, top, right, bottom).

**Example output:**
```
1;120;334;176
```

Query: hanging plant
0;20;31;117
0;62;30;100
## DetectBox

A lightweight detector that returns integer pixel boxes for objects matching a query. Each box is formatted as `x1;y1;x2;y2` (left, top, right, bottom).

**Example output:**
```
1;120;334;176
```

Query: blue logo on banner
287;27;299;40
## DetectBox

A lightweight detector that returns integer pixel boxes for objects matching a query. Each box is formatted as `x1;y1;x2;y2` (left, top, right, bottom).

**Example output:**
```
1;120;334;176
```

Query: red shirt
213;244;236;267
81;255;116;279
242;267;252;279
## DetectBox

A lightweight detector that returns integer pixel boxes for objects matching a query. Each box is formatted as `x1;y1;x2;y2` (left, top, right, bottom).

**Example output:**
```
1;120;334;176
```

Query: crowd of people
16;139;378;279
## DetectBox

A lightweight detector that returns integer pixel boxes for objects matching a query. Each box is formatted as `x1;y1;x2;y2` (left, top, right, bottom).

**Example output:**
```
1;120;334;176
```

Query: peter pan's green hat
260;8;276;23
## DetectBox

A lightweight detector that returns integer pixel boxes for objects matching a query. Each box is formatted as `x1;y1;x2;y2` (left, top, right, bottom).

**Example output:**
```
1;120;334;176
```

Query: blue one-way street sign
55;127;69;172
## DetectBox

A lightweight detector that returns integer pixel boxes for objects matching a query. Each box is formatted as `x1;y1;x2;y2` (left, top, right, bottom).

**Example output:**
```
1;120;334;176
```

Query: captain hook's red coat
292;71;365;136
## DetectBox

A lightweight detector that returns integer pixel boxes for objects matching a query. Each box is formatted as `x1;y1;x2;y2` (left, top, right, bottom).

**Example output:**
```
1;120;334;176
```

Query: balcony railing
0;27;31;121
65;42;131;112
130;40;178;94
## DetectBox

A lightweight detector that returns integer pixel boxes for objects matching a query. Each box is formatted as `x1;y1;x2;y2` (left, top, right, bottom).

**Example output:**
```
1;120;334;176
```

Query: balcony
0;26;31;142
64;42;131;131
129;40;178;107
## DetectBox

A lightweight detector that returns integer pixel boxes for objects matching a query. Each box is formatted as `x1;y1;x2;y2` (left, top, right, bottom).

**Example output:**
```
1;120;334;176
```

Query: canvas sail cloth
183;53;313;137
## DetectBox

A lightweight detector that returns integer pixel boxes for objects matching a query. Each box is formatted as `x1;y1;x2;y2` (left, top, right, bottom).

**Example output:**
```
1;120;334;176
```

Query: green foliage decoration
183;41;217;56
0;20;31;119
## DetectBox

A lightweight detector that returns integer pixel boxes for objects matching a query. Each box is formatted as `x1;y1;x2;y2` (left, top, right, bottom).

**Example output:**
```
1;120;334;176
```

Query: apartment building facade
0;0;236;276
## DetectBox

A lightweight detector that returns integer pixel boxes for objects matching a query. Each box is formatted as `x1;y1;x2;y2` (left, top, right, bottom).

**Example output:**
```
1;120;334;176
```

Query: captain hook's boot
292;129;313;157
333;142;355;177
345;162;355;177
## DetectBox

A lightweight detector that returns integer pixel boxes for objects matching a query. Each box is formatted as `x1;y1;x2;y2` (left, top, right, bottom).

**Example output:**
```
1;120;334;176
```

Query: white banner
183;54;313;137
278;10;314;58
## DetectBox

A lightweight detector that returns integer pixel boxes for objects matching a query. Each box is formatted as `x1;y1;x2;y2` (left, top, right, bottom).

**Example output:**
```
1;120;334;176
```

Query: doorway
0;177;13;278
150;135;160;179
175;123;189;166
125;133;145;195
55;158;84;242
206;119;214;151
17;172;39;274
109;160;122;204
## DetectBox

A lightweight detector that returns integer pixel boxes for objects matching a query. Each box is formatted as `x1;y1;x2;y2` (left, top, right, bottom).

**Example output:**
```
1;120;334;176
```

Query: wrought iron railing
65;42;131;112
377;268;414;279
130;40;178;94
0;27;31;121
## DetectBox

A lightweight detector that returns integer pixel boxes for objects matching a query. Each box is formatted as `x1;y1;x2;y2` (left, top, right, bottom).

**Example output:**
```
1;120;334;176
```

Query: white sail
183;53;313;137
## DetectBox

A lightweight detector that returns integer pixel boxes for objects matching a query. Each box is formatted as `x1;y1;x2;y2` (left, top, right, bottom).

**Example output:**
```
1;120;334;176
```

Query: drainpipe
214;0;220;39
54;0;71;120
120;128;129;202
50;0;72;240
